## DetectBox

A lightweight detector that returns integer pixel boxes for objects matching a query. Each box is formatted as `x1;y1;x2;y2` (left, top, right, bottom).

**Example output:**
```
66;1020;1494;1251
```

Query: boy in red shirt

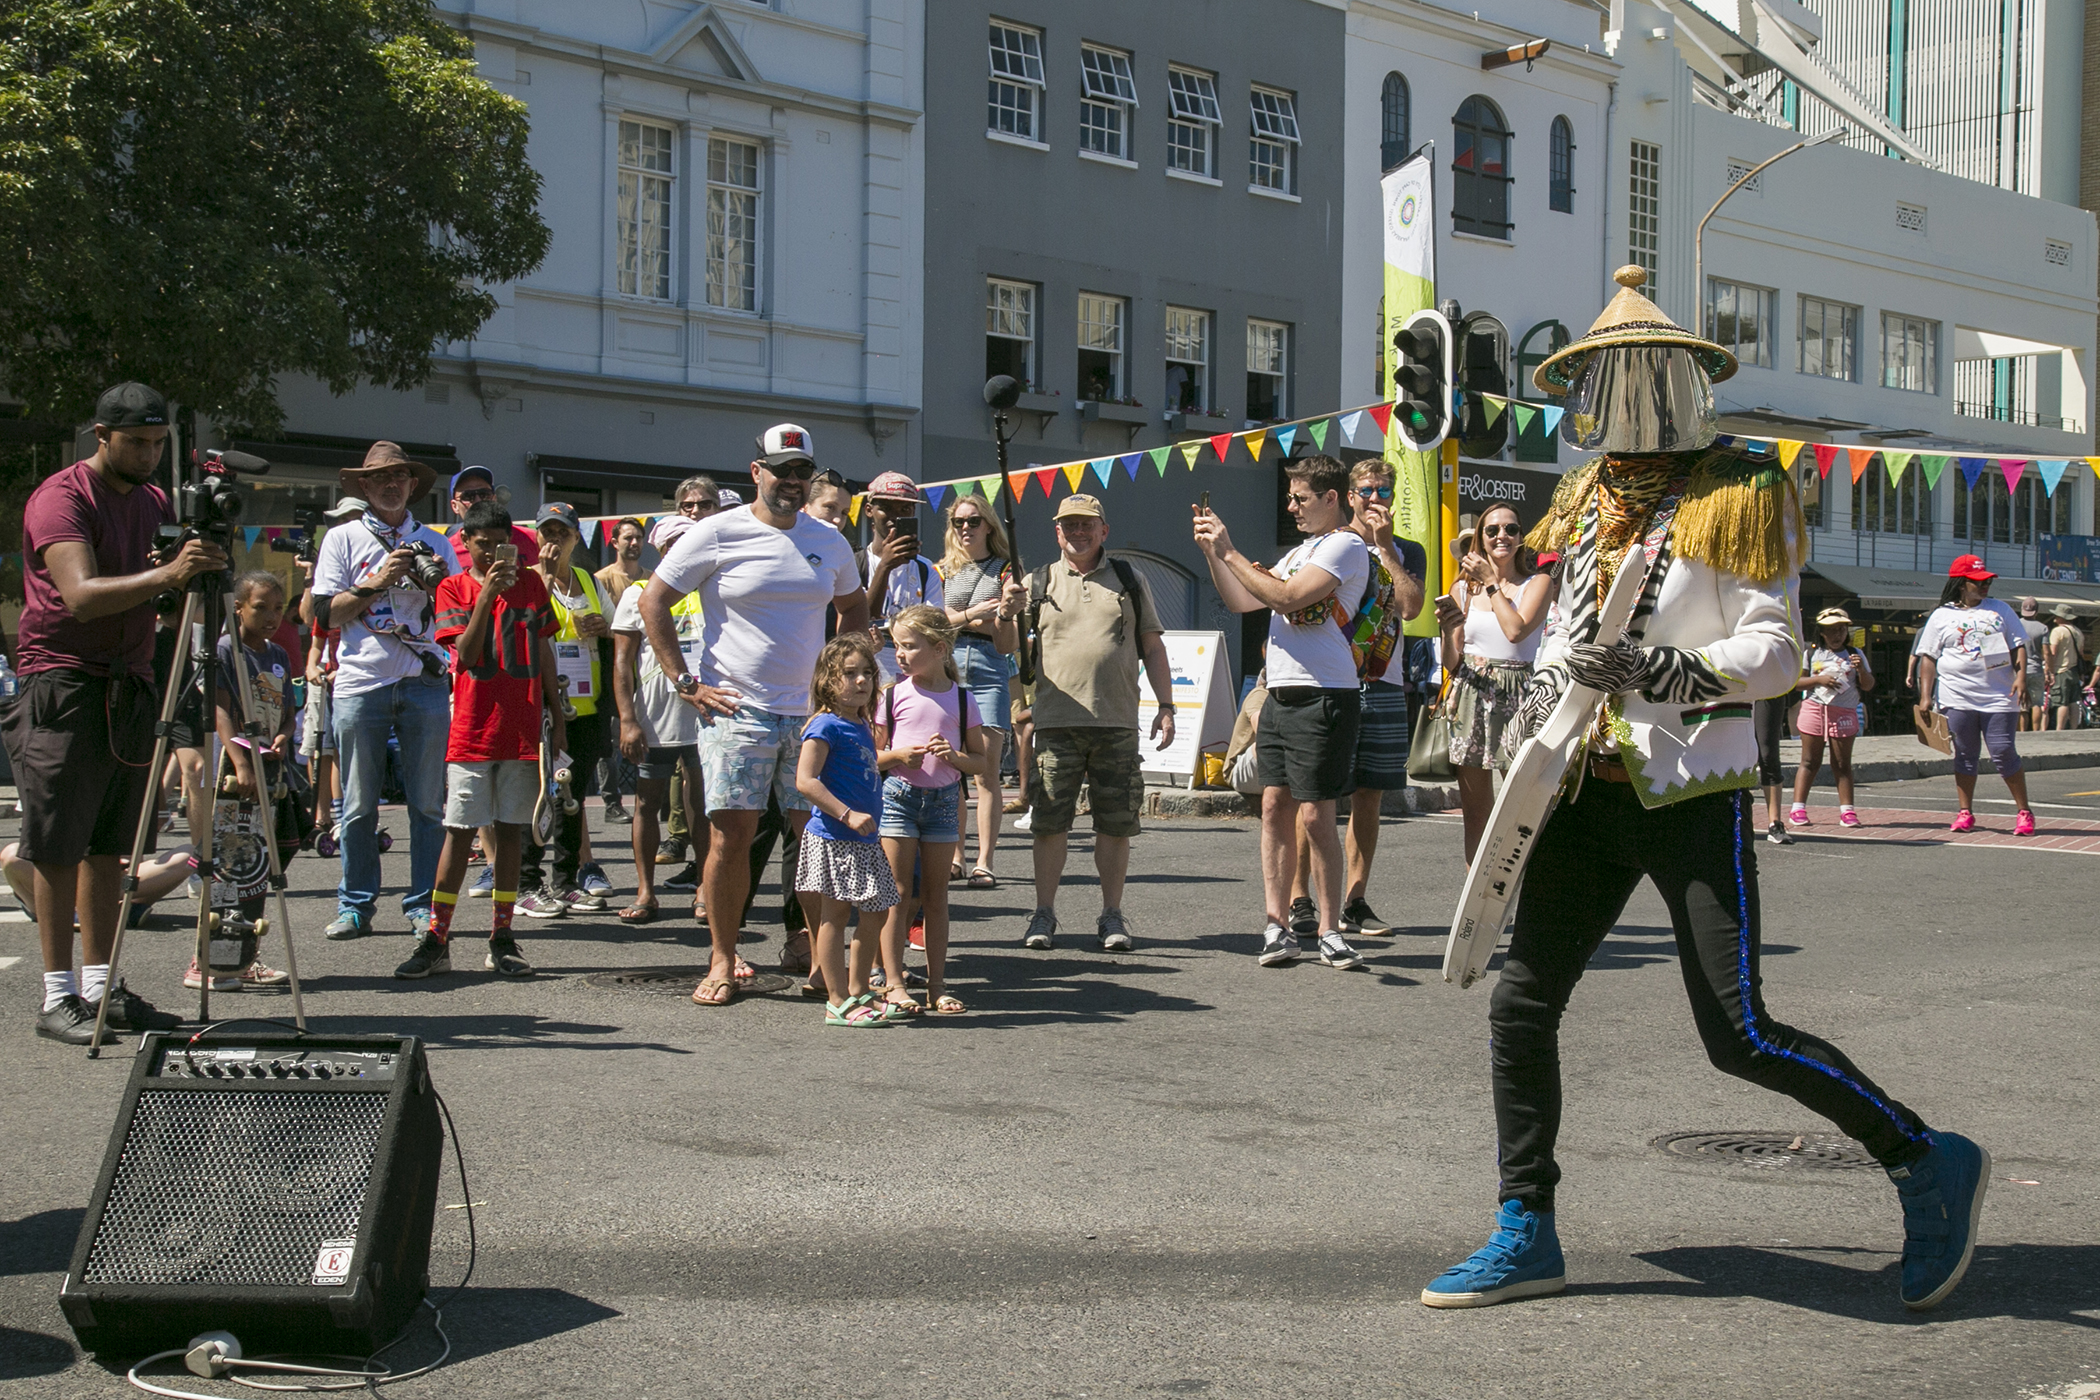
396;502;565;979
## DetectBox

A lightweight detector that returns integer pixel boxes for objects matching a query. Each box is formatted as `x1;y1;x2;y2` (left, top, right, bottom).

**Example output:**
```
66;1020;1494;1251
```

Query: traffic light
1391;308;1454;453
1456;312;1511;459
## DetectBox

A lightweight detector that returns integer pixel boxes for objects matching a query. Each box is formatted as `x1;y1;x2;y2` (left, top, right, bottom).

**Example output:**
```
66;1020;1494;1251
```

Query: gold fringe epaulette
1673;446;1804;586
1523;448;1801;585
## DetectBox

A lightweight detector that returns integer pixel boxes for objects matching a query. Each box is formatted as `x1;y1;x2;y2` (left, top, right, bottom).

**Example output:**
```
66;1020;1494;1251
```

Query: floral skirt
1446;658;1534;773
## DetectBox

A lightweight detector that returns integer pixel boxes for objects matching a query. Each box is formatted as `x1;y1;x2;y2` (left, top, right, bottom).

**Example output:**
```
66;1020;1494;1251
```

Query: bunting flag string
1147;446;1171;475
1339;410;1364;443
1178;441;1203;470
1274;425;1298;457
1118;452;1143;480
1998;458;2029;493
1919;454;1949;490
1812;444;1839;478
1089;458;1113;488
1884;450;1913;484
1846;446;1875;483
1033;466;1057;497
1309;419;1330;450
1006;472;1029;500
1244;430;1268;463
1061;462;1085;492
925;484;947;511
1208;432;1233;463
2038;459;2068;496
1367;403;1393;437
1958;457;1988;490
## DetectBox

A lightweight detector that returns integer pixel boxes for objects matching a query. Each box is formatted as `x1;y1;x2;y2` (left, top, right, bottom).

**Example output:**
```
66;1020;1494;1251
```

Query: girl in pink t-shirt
873;605;988;1015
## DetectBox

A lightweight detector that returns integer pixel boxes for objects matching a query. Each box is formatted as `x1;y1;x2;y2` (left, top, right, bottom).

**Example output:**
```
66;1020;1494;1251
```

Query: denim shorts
954;634;1013;734
879;776;962;842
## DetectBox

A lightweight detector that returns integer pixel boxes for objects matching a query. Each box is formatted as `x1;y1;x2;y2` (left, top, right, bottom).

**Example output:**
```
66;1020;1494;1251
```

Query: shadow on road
296;1009;693;1055
0;1325;73;1381
1600;1243;2100;1327
944;950;1214;1026
0;1208;83;1279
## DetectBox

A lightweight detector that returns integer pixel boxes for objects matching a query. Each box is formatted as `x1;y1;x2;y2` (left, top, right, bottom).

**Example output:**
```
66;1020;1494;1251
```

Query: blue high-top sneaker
1890;1131;1988;1311
1420;1199;1567;1308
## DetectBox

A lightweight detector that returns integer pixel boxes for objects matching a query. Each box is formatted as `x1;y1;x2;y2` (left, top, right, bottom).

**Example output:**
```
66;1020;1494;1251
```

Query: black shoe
36;995;106;1045
394;935;452;980
657;837;687;864
1341;896;1391;936
484;939;534;977
1766;821;1794;846
603;802;632;825
92;981;181;1032
661;862;699;892
1288;895;1318;940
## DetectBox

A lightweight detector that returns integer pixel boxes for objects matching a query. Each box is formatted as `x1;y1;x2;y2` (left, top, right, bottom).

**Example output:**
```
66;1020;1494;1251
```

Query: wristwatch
1156;702;1177;714
674;673;703;697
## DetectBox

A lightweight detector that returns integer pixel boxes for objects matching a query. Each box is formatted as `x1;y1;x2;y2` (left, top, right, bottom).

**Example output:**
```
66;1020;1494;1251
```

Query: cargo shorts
1027;725;1144;838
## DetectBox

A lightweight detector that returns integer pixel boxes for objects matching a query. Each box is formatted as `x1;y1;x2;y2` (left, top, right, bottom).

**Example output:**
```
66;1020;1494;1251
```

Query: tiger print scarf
1592;454;1679;607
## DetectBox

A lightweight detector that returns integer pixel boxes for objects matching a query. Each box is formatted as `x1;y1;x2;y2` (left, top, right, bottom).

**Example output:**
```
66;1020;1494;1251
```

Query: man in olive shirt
1001;495;1175;952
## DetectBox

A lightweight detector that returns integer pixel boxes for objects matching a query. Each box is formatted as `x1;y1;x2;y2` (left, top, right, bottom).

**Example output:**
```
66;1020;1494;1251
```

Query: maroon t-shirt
18;460;171;679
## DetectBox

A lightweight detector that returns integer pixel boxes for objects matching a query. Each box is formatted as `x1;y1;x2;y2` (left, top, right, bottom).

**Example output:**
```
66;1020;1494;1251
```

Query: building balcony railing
1951;400;2086;434
1804;520;2055;581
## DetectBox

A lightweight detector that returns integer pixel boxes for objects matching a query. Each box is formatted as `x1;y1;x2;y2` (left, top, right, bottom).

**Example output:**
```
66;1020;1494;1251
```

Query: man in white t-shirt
640;424;869;1008
310;442;460;942
1193;454;1374;971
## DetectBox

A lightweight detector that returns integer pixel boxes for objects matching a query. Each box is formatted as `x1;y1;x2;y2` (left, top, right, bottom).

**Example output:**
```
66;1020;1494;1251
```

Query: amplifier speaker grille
82;1090;386;1287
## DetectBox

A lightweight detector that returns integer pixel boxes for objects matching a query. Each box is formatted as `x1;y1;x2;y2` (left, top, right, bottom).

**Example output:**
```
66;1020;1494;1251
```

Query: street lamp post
1692;128;1843;336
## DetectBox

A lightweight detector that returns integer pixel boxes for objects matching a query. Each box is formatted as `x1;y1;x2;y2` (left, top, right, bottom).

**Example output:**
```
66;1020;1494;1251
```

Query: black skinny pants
1491;778;1931;1214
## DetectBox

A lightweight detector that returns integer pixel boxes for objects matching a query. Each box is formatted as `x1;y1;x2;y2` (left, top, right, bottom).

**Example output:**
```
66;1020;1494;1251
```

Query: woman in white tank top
1435;502;1553;861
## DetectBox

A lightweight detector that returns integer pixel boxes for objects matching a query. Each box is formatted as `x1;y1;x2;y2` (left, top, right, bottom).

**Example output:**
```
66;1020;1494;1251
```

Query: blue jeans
332;675;450;923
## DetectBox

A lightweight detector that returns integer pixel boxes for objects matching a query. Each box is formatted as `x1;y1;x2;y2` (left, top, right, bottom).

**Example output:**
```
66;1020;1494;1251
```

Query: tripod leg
91;591;201;1059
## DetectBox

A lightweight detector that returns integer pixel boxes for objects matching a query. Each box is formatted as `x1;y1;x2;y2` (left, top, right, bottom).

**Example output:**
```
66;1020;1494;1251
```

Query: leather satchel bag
1406;692;1459;784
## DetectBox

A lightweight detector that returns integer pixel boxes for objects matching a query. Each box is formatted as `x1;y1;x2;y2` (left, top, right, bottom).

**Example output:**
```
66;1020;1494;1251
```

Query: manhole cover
1652;1131;1878;1173
584;966;795;997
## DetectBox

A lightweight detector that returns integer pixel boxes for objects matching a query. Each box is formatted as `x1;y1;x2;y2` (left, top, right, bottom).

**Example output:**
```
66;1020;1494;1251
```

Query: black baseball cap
94;382;170;428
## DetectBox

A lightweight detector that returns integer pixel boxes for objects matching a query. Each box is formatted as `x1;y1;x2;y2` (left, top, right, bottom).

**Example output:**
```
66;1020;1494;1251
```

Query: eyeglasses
678;499;718;516
1354;486;1395;501
366;469;413;486
1481;523;1524;539
454;487;494;504
767;461;816;482
952;516;986;529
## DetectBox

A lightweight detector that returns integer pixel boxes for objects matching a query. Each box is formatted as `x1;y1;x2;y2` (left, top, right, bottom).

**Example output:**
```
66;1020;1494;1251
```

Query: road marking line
0;909;28;923
0;956;19;970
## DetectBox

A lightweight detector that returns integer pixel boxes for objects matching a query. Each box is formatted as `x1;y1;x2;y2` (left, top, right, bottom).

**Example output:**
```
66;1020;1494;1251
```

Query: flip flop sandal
691;976;735;1007
930;994;967;1015
879;988;924;1018
733;957;756;981
950;860;966;881
618;903;658;925
800;977;829;999
967;867;998;889
826;993;890;1028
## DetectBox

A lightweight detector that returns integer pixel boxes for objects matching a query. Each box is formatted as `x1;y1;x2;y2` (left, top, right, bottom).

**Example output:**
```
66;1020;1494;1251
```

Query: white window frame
1077;292;1127;401
617;119;675;301
985;277;1038;389
1628;140;1661;283
1880;312;1938;394
1704;277;1774;370
1165;305;1212;413
1249;86;1299;193
705;137;761;313
1799;295;1859;382
988;21;1045;142
1079;44;1138;162
1246;319;1290;422
1167;66;1221;179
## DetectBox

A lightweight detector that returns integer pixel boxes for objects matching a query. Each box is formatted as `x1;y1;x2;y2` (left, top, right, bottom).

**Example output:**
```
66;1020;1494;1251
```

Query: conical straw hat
1533;265;1737;396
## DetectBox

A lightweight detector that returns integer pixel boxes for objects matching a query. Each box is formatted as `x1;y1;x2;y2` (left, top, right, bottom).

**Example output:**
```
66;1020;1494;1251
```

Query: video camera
157;449;270;555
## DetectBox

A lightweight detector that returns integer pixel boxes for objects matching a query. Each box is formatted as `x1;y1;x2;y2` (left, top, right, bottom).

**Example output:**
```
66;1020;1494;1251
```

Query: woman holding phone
1435;504;1553;863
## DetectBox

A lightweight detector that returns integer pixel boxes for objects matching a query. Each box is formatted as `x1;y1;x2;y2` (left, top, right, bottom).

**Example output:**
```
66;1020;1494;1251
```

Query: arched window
1452;96;1512;239
1549;116;1575;213
1380;72;1411;169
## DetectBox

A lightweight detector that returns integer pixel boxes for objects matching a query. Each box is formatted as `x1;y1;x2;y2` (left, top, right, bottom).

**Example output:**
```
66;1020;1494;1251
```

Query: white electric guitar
1443;545;1647;988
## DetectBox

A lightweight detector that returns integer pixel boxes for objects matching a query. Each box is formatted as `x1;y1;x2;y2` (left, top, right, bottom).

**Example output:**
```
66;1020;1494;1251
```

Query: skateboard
207;747;278;974
1444;546;1648;989
533;676;580;851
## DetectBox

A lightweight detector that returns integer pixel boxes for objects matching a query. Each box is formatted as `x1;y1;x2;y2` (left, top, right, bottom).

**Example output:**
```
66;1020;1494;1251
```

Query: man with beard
1420;268;1985;1315
639;425;868;1007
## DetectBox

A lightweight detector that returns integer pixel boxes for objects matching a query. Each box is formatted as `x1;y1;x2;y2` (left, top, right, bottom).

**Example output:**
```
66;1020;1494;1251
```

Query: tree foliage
0;0;549;433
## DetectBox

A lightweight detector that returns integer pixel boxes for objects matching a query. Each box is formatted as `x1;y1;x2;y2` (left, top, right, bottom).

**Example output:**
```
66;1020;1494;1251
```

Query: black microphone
983;376;1022;411
216;449;270;475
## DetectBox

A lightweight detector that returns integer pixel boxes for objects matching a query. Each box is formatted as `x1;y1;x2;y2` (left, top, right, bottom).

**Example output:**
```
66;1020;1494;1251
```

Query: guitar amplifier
60;1033;444;1360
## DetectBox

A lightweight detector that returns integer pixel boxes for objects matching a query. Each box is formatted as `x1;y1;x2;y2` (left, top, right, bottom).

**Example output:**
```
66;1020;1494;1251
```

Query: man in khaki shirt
1002;495;1175;952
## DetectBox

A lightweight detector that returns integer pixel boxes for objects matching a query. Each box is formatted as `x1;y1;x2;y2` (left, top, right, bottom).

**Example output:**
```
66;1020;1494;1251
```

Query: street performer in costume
1420;267;1986;1312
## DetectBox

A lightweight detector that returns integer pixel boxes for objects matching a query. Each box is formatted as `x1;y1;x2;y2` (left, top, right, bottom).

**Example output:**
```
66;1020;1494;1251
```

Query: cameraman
7;382;223;1044
311;442;458;942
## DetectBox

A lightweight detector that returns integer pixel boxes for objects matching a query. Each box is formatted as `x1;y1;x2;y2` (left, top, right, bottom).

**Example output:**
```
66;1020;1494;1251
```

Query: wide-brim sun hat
340;440;438;498
1534;265;1739;396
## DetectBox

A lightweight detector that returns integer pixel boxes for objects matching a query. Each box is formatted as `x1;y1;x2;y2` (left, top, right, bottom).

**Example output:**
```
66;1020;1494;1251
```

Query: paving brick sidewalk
1782;803;2100;855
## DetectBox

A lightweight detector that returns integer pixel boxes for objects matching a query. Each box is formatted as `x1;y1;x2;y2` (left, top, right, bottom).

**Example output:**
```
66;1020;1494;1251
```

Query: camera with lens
174;449;268;543
269;505;325;564
399;540;448;591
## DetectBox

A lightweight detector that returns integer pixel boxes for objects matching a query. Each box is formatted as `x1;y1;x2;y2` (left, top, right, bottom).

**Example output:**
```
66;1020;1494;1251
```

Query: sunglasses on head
1354;485;1394;500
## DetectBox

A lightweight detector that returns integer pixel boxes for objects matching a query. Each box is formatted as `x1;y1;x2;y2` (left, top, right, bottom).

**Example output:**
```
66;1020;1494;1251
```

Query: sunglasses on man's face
1354;486;1394;501
454;487;494;504
767;461;816;482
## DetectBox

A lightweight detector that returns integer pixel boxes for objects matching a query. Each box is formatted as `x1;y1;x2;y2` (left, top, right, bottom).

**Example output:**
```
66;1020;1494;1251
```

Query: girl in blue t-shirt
794;632;903;1026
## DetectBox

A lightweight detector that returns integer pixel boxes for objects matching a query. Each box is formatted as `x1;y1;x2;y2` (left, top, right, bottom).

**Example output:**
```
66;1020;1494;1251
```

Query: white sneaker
1318;931;1365;970
1013;808;1033;833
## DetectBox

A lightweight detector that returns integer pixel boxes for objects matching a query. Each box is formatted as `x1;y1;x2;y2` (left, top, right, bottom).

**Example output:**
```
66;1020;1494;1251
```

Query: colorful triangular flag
1540;406;1564;437
1309;420;1330;450
1883;451;1913;484
1847;447;1875;483
1003;474;1027;502
1244;430;1268;462
1209;433;1233;462
1957;457;1987;489
1482;397;1507;427
1368;403;1394;437
243;526;261;546
2088;456;2100;480
977;476;1001;502
2039;459;2068;496
848;495;863;525
1062;462;1085;492
1812;444;1839;478
1033;466;1057;497
926;484;948;511
1147;446;1170;476
1275;426;1298;457
1117;453;1142;480
1340;410;1364;442
1998;458;2027;493
1919;455;1949;489
1778;440;1806;470
1089;458;1114;487
1742;438;1772;454
1179;441;1203;470
1511;402;1537;433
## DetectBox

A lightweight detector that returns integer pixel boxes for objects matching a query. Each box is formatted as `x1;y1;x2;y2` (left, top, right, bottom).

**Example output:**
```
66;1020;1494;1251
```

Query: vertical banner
1381;149;1441;636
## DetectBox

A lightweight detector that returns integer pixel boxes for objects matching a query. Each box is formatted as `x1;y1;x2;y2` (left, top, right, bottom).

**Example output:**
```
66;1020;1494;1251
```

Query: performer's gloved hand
1516;665;1565;738
1564;640;1729;705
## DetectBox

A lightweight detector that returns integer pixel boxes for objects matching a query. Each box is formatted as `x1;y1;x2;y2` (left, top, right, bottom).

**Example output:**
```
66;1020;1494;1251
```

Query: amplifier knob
314;1065;331;1079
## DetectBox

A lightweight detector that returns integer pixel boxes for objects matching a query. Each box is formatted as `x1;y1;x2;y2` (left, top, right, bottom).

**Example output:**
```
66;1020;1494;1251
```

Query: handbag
1912;704;1952;755
1406;692;1459;783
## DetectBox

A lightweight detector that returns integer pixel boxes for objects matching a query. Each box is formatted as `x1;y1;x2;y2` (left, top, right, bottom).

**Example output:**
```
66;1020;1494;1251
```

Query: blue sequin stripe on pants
1488;779;1931;1214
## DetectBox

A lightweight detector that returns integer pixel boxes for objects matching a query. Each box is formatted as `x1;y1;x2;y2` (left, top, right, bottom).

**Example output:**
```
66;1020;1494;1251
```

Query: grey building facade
922;0;1347;680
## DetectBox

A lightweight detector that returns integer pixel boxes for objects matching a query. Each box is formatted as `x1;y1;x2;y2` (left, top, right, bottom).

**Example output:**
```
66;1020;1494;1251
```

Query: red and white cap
756;423;816;468
866;471;922;502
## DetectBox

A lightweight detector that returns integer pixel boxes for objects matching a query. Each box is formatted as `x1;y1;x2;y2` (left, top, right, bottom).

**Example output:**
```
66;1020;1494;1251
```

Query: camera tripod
88;568;309;1056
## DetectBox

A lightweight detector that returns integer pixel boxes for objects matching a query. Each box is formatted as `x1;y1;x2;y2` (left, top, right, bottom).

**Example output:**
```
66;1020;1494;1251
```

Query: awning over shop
1805;562;2100;618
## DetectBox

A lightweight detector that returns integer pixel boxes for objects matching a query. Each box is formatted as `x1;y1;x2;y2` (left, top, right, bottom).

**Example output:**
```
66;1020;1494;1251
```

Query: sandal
732;956;755;981
778;930;813;978
825;993;890;1028
950;859;966;882
1002;798;1029;814
690;975;735;1007
800;975;829;999
618;902;658;925
879;987;924;1018
930;994;967;1015
967;866;998;889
